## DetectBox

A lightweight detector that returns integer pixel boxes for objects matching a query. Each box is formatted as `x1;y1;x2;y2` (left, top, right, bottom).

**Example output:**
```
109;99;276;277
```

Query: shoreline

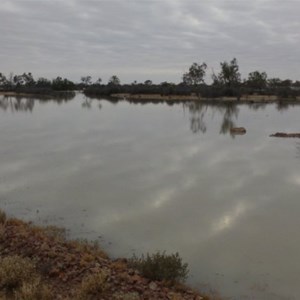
0;90;76;99
0;211;215;299
110;93;300;103
2;91;300;104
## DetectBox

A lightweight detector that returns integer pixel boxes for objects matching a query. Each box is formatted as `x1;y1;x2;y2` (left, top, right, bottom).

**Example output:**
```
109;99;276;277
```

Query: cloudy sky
1;0;300;83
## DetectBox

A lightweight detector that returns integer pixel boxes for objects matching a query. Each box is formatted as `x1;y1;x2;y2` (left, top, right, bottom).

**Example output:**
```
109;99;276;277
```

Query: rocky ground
0;212;216;299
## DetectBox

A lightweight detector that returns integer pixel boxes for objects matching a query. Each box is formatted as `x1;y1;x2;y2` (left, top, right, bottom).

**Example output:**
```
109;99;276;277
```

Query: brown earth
270;132;300;138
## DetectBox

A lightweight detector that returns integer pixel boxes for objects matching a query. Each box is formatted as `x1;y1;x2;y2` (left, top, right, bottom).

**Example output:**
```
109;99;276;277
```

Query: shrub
129;251;189;283
0;210;6;224
0;256;37;292
77;271;109;300
14;279;52;300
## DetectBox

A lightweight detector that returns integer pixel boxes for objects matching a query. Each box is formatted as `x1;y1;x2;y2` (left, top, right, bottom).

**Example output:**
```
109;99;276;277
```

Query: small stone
149;282;157;291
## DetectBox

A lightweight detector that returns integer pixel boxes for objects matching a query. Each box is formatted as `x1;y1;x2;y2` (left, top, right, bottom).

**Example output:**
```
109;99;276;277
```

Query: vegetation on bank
1;58;300;100
0;210;218;299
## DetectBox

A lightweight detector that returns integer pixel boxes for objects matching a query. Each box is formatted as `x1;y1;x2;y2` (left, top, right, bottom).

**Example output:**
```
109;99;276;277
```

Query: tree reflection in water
81;97;102;110
0;96;34;112
184;102;208;133
296;142;300;159
0;93;75;113
183;102;240;136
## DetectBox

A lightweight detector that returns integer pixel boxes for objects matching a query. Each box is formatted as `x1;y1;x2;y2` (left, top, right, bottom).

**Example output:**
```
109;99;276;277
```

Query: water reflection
182;102;241;136
81;96;102;110
0;93;75;113
0;96;34;112
296;142;300;159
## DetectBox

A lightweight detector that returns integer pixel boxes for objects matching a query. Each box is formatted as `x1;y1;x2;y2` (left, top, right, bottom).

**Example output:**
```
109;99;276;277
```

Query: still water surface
0;94;300;299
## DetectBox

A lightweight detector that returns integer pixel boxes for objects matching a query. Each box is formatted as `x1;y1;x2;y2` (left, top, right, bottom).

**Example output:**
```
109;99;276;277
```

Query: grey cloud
1;0;300;82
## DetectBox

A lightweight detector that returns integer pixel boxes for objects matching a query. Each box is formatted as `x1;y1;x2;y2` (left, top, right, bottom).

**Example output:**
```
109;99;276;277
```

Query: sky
1;0;300;84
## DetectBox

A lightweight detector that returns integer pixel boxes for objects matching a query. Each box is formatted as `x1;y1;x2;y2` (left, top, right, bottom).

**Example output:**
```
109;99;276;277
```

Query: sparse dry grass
0;255;52;300
0;255;37;292
76;271;109;300
14;279;52;300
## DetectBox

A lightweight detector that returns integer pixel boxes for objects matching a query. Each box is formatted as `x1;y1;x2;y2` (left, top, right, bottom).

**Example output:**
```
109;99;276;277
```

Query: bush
0;256;37;292
0;210;6;224
77;271;109;300
129;251;189;283
14;279;52;300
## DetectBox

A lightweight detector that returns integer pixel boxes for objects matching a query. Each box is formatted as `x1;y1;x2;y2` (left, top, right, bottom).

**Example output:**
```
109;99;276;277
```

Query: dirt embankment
0;213;215;300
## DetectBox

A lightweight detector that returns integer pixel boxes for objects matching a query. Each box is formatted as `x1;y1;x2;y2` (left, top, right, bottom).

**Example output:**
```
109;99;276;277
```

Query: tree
182;62;207;86
36;77;51;88
95;78;102;85
81;76;92;86
213;58;241;87
246;71;267;90
280;79;292;87
12;73;35;87
13;74;25;86
22;72;35;86
108;75;121;85
144;80;153;86
0;73;7;87
268;78;282;88
52;77;75;91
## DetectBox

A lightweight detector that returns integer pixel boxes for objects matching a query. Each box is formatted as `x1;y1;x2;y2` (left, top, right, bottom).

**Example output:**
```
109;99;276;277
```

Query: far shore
2;90;300;104
110;93;300;103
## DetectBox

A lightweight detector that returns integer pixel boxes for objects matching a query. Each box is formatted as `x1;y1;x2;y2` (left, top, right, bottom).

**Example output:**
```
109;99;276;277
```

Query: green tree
213;58;241;87
108;75;120;85
268;78;281;88
81;76;92;86
52;77;75;91
182;62;207;86
95;78;102;85
36;77;51;88
0;73;7;87
23;72;35;87
246;71;268;90
280;79;292;87
144;80;153;86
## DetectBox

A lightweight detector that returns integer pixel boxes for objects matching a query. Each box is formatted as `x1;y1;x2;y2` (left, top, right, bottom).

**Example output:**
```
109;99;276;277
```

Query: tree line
1;58;300;99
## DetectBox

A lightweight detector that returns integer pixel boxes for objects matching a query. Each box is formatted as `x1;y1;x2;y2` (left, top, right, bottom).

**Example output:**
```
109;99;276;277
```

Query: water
0;93;300;299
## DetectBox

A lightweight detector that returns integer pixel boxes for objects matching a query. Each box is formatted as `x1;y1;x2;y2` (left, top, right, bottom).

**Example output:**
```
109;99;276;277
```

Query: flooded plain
0;93;300;299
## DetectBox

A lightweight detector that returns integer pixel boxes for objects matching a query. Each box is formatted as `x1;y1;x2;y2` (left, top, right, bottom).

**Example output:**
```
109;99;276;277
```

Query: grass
76;271;109;300
0;255;51;299
0;255;37;292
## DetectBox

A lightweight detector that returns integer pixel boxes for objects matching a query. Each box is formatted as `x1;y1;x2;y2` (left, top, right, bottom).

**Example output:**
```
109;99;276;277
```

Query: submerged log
230;127;246;135
270;132;300;138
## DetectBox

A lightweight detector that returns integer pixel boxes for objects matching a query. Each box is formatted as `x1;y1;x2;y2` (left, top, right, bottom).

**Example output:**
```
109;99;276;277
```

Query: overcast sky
1;0;300;83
